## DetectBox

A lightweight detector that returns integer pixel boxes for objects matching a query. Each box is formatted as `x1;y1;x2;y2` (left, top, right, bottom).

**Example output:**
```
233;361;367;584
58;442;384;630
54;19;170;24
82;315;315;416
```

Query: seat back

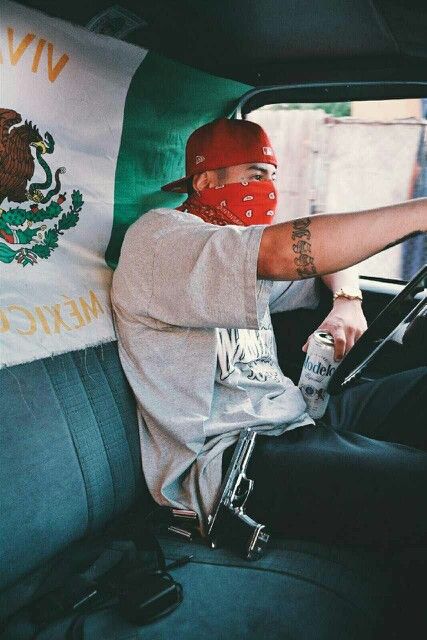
0;341;151;594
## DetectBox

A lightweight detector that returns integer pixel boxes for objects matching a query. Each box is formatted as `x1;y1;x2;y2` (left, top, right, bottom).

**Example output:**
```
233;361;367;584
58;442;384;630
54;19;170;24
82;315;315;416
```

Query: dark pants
222;367;427;637
222;366;427;547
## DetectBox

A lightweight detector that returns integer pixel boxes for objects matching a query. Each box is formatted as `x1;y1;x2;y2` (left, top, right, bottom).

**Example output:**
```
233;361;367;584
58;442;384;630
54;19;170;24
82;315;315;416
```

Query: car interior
1;1;427;639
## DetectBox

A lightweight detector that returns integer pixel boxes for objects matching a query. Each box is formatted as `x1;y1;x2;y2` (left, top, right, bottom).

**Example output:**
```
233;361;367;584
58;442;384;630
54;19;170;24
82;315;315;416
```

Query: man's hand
302;299;368;361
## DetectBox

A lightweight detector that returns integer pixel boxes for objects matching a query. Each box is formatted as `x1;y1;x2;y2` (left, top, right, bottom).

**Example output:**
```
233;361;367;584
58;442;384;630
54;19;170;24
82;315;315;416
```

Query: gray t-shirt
111;208;319;527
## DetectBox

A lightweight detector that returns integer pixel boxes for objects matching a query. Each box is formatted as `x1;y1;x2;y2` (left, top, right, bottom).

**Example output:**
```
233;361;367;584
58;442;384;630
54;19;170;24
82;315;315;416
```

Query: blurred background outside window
248;98;427;281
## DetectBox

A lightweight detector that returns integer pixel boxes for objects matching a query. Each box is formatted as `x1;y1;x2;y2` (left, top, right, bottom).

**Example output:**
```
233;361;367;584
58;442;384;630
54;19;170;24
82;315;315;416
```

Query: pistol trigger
231;475;254;509
240;477;254;510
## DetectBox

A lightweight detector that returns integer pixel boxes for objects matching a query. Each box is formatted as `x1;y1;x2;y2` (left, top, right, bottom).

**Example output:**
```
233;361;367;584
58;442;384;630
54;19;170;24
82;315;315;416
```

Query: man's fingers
332;330;346;361
303;323;364;359
345;331;356;353
353;330;362;344
302;335;312;353
354;325;367;341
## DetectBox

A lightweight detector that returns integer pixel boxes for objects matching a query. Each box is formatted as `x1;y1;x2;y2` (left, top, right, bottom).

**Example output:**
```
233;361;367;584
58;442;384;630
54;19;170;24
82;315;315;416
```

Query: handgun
207;427;270;560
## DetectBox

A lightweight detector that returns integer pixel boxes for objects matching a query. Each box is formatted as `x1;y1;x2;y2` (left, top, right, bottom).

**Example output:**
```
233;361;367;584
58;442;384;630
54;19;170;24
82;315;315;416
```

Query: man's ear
192;172;210;193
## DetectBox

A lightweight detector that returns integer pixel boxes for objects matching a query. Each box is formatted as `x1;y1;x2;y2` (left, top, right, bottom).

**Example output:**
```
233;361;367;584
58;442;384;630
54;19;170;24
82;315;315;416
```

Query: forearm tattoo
292;218;317;278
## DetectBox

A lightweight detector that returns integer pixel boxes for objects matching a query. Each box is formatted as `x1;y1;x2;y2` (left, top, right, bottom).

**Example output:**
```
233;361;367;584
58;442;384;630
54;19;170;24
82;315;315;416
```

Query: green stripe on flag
106;51;251;269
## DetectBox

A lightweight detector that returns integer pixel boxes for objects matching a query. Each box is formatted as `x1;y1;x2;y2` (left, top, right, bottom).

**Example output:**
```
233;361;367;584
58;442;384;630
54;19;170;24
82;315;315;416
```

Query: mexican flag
0;0;250;368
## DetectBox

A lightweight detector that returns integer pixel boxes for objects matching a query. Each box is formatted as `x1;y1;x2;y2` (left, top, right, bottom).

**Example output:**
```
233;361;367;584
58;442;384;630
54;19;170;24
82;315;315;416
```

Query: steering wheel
327;264;427;395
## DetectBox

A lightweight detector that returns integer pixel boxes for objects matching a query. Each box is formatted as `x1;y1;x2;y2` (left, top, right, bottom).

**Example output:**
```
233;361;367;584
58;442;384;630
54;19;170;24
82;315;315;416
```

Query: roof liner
15;1;427;85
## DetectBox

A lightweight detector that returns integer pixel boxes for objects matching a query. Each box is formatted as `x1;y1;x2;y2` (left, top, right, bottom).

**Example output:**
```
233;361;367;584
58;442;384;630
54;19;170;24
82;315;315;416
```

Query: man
111;118;427;548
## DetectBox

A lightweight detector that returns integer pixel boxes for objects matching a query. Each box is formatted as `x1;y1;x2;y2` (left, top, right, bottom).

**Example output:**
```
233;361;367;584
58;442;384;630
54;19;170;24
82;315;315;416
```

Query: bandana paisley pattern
178;180;278;226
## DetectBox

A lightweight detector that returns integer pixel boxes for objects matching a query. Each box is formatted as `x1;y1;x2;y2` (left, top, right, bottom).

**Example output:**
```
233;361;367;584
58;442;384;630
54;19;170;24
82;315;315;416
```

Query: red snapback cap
161;118;277;193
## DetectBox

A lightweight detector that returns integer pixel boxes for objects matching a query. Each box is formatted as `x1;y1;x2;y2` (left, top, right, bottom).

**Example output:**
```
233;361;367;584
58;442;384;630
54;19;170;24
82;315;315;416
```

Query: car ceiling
14;1;427;86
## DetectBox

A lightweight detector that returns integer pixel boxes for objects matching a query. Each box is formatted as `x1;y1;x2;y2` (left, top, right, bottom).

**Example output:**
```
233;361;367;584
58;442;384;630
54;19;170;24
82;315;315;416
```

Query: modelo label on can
298;331;337;419
303;358;336;377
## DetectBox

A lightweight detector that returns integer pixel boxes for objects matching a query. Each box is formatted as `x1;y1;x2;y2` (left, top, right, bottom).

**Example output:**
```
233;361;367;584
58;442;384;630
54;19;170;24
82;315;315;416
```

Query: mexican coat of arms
0;108;84;267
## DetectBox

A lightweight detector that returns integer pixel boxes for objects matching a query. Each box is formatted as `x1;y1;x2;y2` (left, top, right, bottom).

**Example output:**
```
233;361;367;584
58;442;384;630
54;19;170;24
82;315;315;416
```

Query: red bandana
177;180;278;226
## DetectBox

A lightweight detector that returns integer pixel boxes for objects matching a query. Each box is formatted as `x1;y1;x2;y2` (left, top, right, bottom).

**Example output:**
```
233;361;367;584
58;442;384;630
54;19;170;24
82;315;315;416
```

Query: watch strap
332;288;363;302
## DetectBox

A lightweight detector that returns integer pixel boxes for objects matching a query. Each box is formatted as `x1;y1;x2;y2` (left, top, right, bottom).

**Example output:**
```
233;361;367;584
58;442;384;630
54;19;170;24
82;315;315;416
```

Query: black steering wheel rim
327;264;427;396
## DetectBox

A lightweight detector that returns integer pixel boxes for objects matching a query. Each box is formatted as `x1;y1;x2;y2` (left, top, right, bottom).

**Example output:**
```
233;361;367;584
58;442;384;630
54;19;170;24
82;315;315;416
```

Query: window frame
235;82;427;119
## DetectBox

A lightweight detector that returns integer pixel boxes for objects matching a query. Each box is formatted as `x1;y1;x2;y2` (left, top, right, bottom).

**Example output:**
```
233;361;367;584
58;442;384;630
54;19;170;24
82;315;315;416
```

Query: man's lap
324;366;427;449
246;421;427;545
235;367;427;545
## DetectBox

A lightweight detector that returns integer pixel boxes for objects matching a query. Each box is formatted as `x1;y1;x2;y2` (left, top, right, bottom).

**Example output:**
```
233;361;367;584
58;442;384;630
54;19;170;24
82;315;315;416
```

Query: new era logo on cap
263;146;273;156
195;155;205;165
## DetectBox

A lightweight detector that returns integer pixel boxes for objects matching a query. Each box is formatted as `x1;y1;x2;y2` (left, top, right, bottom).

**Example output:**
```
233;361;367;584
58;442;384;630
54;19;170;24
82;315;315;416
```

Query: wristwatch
332;287;363;302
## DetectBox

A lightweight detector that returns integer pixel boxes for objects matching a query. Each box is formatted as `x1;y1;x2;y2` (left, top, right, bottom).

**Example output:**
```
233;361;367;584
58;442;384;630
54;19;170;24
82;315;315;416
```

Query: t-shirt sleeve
269;278;320;314
113;209;272;330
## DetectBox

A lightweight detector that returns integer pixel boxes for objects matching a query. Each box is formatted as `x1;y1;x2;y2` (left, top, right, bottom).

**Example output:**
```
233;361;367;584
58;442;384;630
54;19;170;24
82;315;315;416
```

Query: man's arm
257;198;427;280
302;268;368;361
321;268;360;294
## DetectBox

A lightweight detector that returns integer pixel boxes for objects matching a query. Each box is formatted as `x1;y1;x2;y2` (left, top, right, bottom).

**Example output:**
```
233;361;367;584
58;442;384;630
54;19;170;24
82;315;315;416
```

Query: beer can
298;331;337;419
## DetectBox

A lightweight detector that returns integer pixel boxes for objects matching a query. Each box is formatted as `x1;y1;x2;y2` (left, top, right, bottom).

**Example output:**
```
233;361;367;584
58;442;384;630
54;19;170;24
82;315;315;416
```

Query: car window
248;98;427;282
